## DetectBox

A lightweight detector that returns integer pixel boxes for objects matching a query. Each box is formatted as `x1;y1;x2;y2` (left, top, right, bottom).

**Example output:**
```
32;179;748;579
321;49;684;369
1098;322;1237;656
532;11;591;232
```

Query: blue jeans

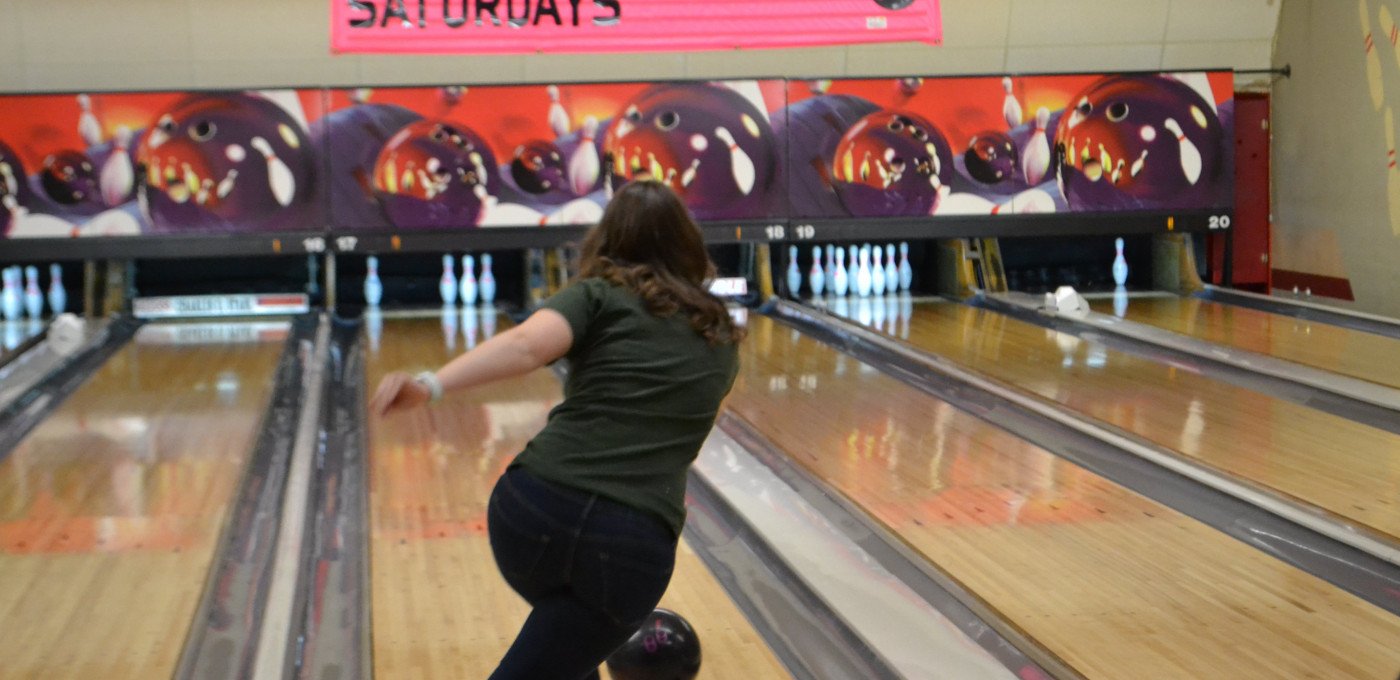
487;466;678;680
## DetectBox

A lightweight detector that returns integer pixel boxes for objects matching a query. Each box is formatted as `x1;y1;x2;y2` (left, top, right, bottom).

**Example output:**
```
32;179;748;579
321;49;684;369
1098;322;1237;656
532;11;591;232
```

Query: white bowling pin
77;94;103;147
1;268;21;321
439;254;458;305
251;136;296;206
855;245;873;297
23;266;43;319
1382;5;1400;70
1023;107;1051;185
479;194;549;227
870;246;886;295
363;256;383;307
936;192;1002;215
808;246;825;297
1012;187;1058;213
47;264;66;315
365;307;383;354
824;244;836;295
545;197;604;226
714;127;755;195
1163;119;1202;185
3;319;19;351
569;116;600;196
546;85;570;138
833;248;849;296
461;254;478;305
480;253;496;304
1001;77;1023;129
1112;238;1129;286
1362;0;1385;111
1385;108;1400;236
100;126;135;207
785;246;802;296
883;244;897;290
898;242;913;292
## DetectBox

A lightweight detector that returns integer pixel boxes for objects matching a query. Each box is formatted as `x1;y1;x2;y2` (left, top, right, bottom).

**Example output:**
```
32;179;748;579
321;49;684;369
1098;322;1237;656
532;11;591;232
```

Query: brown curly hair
578;180;744;345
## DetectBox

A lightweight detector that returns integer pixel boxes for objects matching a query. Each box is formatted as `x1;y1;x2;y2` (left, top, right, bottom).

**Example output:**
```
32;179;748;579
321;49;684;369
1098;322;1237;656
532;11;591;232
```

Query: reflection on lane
0;321;288;679
829;299;1400;544
723;313;1400;679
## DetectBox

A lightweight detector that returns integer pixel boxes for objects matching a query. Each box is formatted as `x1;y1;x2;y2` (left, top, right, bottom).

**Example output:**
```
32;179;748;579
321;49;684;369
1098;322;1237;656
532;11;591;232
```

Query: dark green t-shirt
513;278;739;536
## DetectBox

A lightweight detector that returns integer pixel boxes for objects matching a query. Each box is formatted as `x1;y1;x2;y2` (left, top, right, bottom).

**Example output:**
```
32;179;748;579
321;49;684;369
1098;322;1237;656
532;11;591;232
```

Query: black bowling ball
605;608;701;680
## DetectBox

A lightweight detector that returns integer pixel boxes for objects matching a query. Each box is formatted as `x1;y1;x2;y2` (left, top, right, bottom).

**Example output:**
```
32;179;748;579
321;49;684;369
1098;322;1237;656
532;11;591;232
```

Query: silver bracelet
413;371;444;403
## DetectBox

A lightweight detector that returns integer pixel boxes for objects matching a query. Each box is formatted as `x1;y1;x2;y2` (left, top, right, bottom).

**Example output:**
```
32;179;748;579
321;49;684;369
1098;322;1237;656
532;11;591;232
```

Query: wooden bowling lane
725;314;1400;678
366;311;786;679
0;323;287;679
1089;294;1400;391
854;300;1400;546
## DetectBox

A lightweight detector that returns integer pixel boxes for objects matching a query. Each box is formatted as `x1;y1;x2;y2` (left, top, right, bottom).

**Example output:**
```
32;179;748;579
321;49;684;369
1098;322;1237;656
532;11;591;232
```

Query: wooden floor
1090;294;1400;391
366;311;787;680
724;313;1400;679
0;328;285;679
842;299;1400;545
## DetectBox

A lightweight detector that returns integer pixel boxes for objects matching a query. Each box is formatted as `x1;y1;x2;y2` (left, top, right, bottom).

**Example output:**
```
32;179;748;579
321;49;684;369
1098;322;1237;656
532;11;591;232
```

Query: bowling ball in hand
605;608;701;680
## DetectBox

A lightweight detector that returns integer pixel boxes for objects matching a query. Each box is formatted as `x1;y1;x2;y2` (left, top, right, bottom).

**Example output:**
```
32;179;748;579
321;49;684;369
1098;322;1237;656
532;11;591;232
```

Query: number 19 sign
332;0;942;54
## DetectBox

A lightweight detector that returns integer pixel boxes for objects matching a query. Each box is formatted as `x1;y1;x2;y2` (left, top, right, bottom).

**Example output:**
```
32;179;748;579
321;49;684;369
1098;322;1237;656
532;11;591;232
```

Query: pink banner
332;0;941;54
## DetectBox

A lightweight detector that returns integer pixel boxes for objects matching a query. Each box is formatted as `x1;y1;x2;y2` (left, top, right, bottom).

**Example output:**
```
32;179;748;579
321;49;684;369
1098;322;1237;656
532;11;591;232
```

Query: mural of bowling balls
1054;74;1227;211
603;82;779;220
830;110;953;217
135;92;318;233
964;131;1019;185
372;120;496;229
39;150;102;214
509;139;569;198
605;608;701;680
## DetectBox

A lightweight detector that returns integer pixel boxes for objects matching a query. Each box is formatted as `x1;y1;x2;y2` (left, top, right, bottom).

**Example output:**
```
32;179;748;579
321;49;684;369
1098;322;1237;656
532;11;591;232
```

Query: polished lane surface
366;310;786;679
832;298;1400;545
1089;294;1400;391
0;322;288;679
723;313;1400;679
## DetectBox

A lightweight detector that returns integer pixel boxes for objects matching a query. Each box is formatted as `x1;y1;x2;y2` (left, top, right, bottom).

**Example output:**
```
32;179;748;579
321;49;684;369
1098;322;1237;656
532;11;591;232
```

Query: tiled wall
0;0;1280;92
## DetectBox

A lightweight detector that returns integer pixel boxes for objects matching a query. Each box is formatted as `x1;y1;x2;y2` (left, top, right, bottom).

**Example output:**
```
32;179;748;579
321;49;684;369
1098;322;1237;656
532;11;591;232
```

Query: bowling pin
808;246;825;297
251;136;296;206
365;307;383;354
884;244;897;291
1113;286;1128;318
546;85;570;138
1163;119;1202;185
847;246;859;295
1382;5;1400;69
714;127;756;195
1112;238;1129;286
569;116;600;196
479;194;549;227
1385;108;1400;236
870;245;886;295
100;126;135;207
785;246;802;297
23;266;42;319
1001;77;1023;129
77;94;103;147
1362;0;1385;111
439;254;458;305
824;244;836;295
47;264;66;315
833;247;849;296
461;254;478;305
1;268;21;321
1023;107;1051;185
363;256;383;307
898;242;913;292
545;197;603;226
855;245;873;297
480;253;497;304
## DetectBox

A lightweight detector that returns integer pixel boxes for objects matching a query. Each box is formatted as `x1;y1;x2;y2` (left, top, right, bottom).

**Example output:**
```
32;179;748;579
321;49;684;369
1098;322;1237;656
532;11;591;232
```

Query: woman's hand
370;371;432;417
